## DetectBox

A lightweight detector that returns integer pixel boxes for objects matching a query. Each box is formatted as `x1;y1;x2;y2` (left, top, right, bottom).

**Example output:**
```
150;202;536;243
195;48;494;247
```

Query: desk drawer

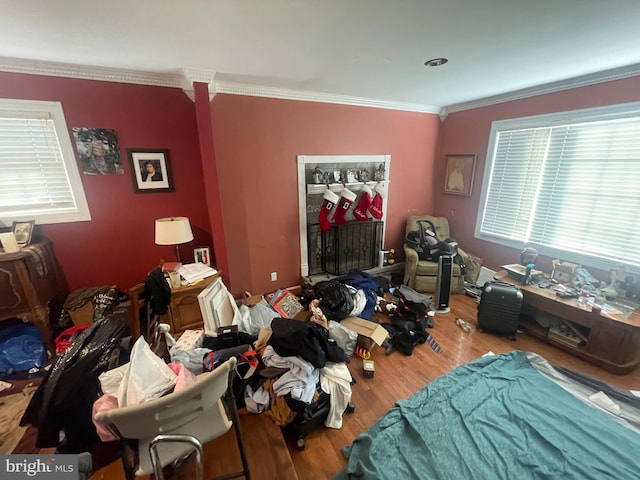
587;322;639;365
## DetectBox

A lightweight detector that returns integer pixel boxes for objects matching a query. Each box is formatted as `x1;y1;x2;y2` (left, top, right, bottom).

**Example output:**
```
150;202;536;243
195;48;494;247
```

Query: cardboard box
242;285;302;308
341;316;388;351
241;294;265;307
293;310;312;321
172;329;204;351
68;301;94;326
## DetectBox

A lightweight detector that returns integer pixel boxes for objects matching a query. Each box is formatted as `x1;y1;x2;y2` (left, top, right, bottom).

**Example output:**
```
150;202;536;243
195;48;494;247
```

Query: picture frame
197;277;240;335
194;247;211;266
551;259;580;285
444;154;476;196
72;127;124;175
127;149;174;193
12;220;35;247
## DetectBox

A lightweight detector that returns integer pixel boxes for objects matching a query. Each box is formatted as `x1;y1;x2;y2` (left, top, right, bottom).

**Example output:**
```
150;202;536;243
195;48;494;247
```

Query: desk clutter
162;261;217;286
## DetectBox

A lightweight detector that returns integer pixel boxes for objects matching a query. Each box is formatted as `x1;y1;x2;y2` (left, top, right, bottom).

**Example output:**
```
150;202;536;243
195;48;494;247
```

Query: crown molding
443;63;640;115
181;68;217;102
0;56;184;88
214;81;440;113
0;56;438;112
7;55;638;115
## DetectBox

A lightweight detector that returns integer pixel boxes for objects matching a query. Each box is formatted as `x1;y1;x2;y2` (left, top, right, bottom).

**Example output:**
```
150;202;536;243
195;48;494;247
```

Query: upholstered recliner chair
403;215;469;294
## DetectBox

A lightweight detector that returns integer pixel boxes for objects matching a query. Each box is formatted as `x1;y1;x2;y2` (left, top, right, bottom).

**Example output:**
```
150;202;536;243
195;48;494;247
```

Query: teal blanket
336;351;640;479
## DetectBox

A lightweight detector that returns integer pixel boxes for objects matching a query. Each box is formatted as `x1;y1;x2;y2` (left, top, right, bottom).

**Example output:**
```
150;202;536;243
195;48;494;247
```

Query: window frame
0;99;91;225
475;101;640;272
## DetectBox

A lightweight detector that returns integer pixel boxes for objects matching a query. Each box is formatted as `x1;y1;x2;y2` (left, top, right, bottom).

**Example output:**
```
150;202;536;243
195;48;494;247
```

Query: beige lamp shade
155;217;194;245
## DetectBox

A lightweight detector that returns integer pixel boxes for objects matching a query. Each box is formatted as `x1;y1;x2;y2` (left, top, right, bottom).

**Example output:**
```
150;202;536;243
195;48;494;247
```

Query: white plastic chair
150;434;203;480
95;357;250;479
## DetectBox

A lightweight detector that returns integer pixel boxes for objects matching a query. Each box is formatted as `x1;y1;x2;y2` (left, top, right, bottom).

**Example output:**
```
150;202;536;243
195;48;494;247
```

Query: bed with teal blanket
337;351;640;479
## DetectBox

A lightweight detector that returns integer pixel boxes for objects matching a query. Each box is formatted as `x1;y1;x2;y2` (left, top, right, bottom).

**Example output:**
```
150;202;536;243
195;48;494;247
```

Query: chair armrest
403;245;419;287
404;245;419;266
456;247;472;282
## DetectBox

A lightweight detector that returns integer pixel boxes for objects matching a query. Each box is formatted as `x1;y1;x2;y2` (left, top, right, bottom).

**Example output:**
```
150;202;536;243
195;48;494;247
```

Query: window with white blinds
0;99;90;225
476;102;640;270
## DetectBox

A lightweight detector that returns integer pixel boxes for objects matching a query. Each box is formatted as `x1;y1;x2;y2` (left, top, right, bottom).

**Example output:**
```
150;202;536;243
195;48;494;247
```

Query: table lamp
155;217;194;262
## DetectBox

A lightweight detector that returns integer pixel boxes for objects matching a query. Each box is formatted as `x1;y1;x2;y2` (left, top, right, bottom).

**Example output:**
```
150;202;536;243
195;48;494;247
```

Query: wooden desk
0;238;66;353
495;271;640;374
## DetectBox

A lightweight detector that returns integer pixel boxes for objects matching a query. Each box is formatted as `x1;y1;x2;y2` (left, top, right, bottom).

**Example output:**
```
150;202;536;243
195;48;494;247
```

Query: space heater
432;255;453;314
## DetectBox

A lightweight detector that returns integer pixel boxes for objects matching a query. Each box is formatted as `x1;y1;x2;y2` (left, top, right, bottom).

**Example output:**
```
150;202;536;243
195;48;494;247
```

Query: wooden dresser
164;274;219;335
127;272;220;339
0;237;66;353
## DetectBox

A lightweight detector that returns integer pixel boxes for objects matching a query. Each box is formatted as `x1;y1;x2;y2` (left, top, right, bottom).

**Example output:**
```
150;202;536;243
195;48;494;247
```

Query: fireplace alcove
296;155;391;278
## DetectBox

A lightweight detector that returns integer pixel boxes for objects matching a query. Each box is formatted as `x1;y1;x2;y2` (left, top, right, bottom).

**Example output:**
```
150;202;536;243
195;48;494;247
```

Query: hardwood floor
287;293;640;480
89;293;639;479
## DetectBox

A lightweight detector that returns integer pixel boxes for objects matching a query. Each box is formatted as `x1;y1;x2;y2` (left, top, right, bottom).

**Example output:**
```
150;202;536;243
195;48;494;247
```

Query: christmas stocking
318;189;340;231
332;187;357;225
369;183;385;219
353;185;372;221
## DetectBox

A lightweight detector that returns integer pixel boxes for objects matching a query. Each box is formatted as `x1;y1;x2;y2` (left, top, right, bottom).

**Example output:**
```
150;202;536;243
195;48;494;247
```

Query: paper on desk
177;263;217;284
600;303;624;315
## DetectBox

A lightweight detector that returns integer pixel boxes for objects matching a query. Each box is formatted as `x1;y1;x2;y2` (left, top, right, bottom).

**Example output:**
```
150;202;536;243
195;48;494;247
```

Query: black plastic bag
21;310;129;451
314;280;354;321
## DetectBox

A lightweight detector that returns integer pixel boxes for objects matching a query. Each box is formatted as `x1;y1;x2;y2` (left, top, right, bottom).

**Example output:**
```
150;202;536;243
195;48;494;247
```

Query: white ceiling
2;0;640;113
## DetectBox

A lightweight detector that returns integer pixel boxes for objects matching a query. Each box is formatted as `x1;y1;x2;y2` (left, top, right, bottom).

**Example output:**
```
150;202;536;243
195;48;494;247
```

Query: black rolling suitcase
284;383;355;449
477;281;523;340
284;387;332;449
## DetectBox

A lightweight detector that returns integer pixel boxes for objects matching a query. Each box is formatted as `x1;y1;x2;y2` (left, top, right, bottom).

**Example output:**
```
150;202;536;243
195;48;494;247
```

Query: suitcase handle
483;281;523;299
484;280;519;289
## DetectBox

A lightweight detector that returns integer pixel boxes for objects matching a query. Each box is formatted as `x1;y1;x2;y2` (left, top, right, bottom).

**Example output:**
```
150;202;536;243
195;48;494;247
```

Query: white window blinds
478;103;640;269
0;100;90;225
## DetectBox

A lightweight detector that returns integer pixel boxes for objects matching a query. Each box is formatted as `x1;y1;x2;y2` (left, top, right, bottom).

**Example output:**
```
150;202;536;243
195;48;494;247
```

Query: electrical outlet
270;272;277;281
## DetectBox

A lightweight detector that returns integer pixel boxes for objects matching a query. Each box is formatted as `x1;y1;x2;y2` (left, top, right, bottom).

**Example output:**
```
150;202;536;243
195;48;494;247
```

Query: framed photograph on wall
72;127;124;175
128;149;174;193
12;220;35;247
444;154;476;196
194;247;211;266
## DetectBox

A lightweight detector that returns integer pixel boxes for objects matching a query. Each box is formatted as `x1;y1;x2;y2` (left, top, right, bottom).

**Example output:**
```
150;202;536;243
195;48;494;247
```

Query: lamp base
174;244;182;263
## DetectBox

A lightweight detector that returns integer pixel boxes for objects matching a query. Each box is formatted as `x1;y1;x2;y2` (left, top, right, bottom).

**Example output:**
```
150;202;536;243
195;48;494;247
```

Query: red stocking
353;185;372;221
332;187;357;225
318;189;340;231
369;183;385;220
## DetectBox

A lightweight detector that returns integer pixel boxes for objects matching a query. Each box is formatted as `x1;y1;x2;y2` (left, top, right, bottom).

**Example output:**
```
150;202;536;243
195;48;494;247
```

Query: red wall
0;72;212;291
436;75;640;276
11;69;630;296
210;95;440;296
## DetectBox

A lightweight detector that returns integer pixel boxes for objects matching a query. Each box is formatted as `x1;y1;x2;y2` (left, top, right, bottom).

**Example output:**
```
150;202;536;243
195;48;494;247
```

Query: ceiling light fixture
424;58;448;67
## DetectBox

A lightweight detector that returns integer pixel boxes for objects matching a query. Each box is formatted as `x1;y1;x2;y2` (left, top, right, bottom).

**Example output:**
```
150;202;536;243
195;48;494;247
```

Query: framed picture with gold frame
444;154;476;196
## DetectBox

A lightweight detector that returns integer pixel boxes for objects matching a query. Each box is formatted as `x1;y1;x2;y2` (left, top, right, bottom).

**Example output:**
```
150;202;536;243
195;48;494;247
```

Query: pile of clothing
308;270;386;322
206;318;353;429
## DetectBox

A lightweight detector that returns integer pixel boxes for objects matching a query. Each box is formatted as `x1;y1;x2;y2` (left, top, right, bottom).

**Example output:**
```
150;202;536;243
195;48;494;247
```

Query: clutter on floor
0;319;47;380
12;267;458;473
